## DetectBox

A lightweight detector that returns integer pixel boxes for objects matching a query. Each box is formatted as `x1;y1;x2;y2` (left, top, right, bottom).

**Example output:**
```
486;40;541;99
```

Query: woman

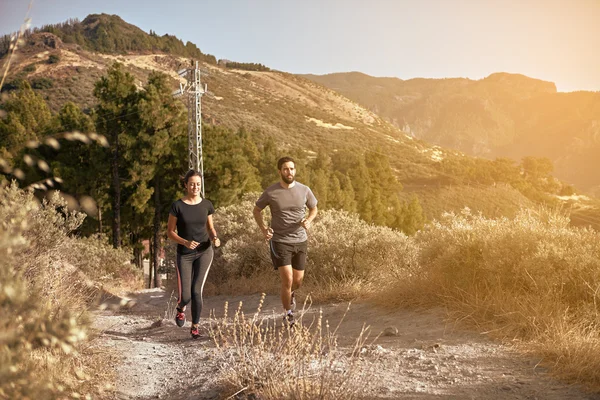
167;170;220;339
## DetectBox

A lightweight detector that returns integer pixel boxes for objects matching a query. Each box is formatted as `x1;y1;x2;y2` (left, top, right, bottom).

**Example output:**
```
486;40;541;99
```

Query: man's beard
282;174;295;184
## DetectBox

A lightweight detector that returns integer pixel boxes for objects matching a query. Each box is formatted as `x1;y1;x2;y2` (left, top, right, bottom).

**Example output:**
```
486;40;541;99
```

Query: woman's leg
190;246;214;324
176;253;194;310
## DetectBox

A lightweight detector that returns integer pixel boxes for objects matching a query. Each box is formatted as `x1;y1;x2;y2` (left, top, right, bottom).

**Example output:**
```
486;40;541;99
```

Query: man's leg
291;269;304;291
290;241;307;309
278;265;293;312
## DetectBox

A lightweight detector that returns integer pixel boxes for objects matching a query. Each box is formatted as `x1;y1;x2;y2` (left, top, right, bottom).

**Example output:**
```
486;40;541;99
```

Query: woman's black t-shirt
169;199;215;254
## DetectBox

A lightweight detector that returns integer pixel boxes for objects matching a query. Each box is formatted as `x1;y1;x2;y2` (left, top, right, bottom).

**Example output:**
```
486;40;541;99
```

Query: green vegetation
31;76;54;89
47;54;60;64
1;14;217;64
0;80;54;150
222;60;270;71
23;63;36;73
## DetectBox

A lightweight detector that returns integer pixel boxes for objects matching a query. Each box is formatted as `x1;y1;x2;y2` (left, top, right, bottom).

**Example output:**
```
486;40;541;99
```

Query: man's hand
262;227;274;240
300;218;311;230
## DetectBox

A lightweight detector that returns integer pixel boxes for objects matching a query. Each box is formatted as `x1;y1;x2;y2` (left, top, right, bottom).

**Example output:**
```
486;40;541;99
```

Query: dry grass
374;207;600;391
209;293;379;399
0;183;142;398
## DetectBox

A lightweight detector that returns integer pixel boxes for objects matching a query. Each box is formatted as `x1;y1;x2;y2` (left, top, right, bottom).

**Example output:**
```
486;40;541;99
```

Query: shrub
23;63;37;73
210;195;419;300
0;183;140;398
31;76;54;90
47;54;60;64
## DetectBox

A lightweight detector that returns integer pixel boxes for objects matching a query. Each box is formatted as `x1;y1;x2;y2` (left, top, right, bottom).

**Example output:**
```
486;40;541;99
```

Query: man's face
279;161;296;184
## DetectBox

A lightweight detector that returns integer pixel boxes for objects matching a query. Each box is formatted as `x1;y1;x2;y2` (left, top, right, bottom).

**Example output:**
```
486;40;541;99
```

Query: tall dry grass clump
211;196;419;300
209;293;378;399
0;182;141;398
381;207;600;389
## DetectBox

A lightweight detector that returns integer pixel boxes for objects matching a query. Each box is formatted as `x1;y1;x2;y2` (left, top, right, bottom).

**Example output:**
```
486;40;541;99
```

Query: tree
400;195;425;235
131;71;187;287
93;62;139;248
0;81;53;152
203;125;261;206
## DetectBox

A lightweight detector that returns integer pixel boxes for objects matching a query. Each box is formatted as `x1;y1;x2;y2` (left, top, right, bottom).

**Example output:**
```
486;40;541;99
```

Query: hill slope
303;72;600;195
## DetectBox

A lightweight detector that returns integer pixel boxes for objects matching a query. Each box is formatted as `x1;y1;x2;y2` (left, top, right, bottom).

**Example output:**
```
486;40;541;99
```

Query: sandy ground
93;288;600;400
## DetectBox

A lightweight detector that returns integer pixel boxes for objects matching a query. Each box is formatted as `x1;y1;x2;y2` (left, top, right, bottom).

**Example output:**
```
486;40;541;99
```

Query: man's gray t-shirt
255;182;318;243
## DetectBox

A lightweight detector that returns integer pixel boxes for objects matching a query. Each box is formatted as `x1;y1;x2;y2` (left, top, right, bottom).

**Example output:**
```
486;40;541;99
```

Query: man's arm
253;206;273;240
301;206;318;230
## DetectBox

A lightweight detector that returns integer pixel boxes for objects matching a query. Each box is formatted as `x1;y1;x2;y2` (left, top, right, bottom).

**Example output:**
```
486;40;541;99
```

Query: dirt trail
94;288;600;400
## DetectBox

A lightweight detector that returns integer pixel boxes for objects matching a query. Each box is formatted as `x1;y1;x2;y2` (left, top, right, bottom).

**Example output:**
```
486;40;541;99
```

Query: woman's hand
186;240;200;249
212;237;221;248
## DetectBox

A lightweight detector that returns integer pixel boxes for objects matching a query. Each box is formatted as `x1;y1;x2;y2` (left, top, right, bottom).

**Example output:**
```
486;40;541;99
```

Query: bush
31;77;54;90
307;209;418;299
0;183;141;398
23;63;37;73
210;195;419;300
47;54;60;64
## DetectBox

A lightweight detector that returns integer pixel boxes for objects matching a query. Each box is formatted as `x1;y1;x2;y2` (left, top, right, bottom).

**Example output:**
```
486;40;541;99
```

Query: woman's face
185;175;202;196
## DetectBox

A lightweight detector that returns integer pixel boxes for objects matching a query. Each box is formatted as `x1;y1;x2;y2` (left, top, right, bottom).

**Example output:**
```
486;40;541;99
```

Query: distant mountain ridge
303;72;600;193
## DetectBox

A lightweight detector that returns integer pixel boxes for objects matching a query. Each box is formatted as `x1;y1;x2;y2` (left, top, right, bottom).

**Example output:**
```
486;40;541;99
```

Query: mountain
302;72;600;195
0;14;588;223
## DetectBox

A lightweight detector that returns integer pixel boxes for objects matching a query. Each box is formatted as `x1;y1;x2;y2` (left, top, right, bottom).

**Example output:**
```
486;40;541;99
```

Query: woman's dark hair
182;169;203;188
277;156;295;170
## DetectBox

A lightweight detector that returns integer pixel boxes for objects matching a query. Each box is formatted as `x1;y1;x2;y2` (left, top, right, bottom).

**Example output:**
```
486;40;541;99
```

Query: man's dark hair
277;156;295;170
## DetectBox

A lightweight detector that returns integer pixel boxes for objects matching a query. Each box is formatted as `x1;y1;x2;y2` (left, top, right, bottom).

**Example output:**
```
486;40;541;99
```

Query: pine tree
0;81;53;151
93;62;139;248
132;71;187;287
401;195;426;235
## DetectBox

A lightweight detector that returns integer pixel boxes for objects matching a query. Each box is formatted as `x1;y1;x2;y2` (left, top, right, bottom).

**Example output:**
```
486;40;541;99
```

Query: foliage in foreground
0;183;141;399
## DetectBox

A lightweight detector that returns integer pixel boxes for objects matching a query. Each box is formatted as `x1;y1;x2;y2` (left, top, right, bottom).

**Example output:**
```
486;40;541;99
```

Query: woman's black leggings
176;245;214;324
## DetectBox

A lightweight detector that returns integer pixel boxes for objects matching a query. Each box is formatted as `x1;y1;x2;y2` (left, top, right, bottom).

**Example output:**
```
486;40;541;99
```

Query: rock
150;319;164;329
382;326;399;336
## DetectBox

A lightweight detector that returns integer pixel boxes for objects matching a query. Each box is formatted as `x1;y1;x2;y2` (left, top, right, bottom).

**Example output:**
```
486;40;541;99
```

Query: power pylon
174;61;208;196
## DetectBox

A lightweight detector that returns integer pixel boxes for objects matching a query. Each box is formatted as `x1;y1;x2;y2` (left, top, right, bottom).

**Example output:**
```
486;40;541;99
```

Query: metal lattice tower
174;61;208;196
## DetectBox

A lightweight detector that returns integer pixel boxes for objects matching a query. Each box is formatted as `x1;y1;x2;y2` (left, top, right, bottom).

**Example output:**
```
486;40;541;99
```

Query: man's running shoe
190;325;201;339
175;308;186;327
283;311;295;328
290;291;296;311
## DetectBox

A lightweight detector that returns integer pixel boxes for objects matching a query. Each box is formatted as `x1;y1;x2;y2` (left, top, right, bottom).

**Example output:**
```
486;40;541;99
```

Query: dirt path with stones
93;288;600;400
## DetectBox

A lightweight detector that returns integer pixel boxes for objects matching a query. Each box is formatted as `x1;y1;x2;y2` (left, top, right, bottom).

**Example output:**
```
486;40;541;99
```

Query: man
253;156;318;327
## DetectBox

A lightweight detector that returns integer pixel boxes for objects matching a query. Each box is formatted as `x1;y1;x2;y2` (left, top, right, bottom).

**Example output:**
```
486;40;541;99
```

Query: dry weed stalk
209;294;379;399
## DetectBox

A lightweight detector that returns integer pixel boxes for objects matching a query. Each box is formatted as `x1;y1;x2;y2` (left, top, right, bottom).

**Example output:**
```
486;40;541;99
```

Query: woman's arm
206;214;220;247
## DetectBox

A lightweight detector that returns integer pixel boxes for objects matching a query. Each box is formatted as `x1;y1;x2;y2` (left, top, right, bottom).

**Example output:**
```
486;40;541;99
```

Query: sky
1;0;599;92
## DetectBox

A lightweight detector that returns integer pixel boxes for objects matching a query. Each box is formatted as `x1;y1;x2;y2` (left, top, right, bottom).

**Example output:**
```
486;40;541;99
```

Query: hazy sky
1;0;599;92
